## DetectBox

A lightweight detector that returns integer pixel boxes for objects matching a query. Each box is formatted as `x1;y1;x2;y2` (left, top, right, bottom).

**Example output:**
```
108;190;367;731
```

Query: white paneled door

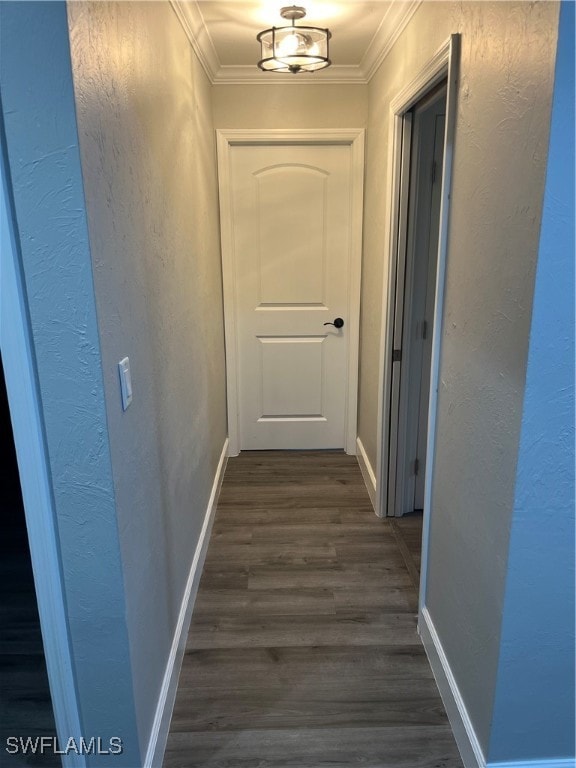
220;136;363;452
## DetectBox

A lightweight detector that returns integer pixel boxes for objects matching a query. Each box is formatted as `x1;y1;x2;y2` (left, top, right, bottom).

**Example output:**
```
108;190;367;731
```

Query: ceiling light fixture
257;5;331;74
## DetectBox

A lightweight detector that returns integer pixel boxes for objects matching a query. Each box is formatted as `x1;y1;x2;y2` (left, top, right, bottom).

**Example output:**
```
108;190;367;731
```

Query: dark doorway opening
0;354;58;766
387;82;448;520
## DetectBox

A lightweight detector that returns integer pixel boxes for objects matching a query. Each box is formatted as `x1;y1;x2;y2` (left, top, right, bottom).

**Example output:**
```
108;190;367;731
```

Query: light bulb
276;32;312;59
276;32;300;56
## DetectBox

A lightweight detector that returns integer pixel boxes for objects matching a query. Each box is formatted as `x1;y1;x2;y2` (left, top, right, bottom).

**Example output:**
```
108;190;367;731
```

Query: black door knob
324;317;344;329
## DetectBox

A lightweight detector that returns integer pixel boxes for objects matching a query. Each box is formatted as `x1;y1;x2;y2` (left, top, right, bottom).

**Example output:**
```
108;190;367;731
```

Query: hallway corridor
163;451;462;767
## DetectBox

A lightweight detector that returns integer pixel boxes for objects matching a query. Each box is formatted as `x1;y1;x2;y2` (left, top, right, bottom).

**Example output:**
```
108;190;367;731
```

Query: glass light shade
257;24;331;73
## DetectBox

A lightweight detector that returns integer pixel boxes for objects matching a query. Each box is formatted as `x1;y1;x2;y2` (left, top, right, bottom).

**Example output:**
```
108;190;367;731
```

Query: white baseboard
420;607;575;768
144;438;229;768
488;761;576;768
356;437;376;511
419;606;486;768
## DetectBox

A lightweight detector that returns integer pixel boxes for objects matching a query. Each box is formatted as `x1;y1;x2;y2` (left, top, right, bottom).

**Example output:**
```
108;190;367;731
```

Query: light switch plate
118;357;133;410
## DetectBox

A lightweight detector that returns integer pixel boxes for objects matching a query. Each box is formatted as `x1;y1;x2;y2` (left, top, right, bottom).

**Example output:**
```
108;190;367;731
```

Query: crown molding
172;0;423;86
212;64;368;85
360;0;422;81
170;0;219;82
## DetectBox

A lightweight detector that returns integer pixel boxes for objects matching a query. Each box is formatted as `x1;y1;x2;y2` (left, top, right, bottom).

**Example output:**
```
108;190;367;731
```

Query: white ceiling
171;0;421;83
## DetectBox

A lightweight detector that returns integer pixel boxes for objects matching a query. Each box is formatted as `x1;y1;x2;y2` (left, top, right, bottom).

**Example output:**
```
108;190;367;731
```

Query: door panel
229;144;352;450
413;112;446;510
259;336;325;418
256;166;327;305
387;85;447;516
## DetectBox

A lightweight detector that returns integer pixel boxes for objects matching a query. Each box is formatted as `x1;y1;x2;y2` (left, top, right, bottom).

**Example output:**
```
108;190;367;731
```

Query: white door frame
375;35;460;600
217;129;365;457
1;144;85;766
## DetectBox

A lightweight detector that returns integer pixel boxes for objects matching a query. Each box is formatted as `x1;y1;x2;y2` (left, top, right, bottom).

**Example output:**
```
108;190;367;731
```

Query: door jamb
393;89;447;520
216;129;365;457
1;135;86;765
374;36;460;606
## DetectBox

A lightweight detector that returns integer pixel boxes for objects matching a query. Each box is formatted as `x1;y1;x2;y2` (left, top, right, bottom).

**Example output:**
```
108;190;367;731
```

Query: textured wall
488;2;575;760
67;0;227;757
213;83;368;128
360;0;559;755
0;3;140;763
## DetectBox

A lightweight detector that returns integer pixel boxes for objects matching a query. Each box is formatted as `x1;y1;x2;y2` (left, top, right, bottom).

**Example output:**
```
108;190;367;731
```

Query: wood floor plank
210;528;253;544
164;726;463;768
197;567;250;590
217;496;373;509
250;522;397;545
333;540;406;561
333;586;419;613
193;588;336;617
175;645;434;691
187;612;419;649
170;678;451;731
1;522;58;765
247;562;413;591
391;512;424;590
340;508;389;523
164;451;462;768
213;508;343;525
203;542;338;568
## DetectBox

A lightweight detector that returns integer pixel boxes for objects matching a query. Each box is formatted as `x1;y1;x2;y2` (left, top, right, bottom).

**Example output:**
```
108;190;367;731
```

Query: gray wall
67;0;227;757
213;83;368;129
488;3;575;760
3;1;569;763
360;0;560;756
0;3;140;763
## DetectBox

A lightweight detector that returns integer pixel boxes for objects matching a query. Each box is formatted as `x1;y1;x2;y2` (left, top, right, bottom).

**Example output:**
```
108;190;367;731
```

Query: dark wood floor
392;511;424;591
164;451;462;768
1;362;58;767
0;530;59;768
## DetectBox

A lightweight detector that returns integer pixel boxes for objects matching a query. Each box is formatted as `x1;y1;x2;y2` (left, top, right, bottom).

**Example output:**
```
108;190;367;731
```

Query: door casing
1;119;86;766
217;129;365;457
374;36;460;607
